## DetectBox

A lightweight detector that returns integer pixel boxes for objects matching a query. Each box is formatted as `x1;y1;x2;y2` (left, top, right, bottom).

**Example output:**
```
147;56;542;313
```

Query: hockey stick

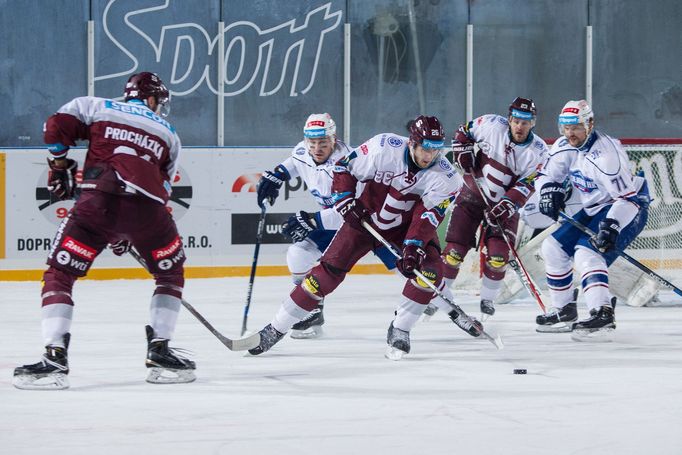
471;177;547;313
558;211;682;297
242;202;268;335
127;248;261;351
361;220;504;349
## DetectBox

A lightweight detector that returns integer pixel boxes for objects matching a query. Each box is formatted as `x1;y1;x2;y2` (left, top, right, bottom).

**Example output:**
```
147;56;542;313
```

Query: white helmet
557;100;594;135
303;113;336;139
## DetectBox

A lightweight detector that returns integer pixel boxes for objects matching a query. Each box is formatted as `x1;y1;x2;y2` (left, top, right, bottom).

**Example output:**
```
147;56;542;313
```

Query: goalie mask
124;72;171;118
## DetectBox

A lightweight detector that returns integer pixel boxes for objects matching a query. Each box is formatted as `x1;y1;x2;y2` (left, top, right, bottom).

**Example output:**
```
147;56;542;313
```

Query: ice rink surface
2;274;681;455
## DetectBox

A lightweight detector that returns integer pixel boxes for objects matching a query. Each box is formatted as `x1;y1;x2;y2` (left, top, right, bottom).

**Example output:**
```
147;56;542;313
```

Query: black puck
513;369;527;375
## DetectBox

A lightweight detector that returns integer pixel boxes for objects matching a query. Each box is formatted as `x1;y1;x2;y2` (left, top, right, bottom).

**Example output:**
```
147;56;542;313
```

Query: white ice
2;275;682;455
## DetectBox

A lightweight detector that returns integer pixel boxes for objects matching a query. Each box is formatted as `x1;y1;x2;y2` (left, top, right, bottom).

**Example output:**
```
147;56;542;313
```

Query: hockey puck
513;369;527;375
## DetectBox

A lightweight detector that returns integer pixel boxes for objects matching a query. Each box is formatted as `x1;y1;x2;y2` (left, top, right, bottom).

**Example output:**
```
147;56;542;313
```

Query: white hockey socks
150;294;181;340
41;303;73;347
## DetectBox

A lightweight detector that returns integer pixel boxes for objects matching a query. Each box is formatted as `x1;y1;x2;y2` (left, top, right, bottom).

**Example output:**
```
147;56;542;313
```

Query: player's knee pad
147;235;186;274
47;235;99;277
41;267;77;306
153;268;184;299
483;254;507;281
403;268;440;304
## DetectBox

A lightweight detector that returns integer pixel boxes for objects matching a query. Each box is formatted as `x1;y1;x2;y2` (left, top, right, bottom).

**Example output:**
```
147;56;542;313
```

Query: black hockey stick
242;202;268;336
558;212;682;297
471;177;548;313
127;248;261;351
361;220;504;349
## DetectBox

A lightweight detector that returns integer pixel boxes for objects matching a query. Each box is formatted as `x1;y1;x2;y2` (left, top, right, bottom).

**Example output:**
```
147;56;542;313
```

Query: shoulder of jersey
435;156;458;178
548;137;576;156
585;134;623;175
379;133;407;149
292;140;307;157
532;135;549;151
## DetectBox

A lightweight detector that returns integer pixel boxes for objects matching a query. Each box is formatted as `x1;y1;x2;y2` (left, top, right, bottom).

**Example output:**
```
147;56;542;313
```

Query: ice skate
536;302;578;333
480;299;495;318
290;304;325;339
145;326;196;384
248;324;285;355
13;334;71;390
448;310;483;337
421;303;439;322
385;322;410;361
571;301;616;342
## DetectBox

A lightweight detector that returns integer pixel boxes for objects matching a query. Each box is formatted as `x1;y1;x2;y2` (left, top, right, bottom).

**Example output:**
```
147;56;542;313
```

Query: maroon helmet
409;115;445;149
123;72;171;117
509;97;537;120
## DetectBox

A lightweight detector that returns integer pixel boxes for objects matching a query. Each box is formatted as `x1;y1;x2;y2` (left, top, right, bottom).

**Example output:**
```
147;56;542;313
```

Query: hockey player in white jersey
535;100;650;338
256;113;395;338
441;97;547;318
248;116;471;359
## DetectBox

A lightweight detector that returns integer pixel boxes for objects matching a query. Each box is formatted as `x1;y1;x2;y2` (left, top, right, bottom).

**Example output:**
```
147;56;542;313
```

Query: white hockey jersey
536;130;644;229
333;133;463;242
465;114;547;204
279;140;352;230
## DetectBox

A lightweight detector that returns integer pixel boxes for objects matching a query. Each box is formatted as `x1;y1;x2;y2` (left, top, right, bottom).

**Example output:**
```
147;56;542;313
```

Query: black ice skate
290;304;325;339
13;334;71;390
480;299;495;317
448;310;483;337
385;322;410;361
145;325;196;384
571;301;616;342
248;324;285;355
536;302;578;333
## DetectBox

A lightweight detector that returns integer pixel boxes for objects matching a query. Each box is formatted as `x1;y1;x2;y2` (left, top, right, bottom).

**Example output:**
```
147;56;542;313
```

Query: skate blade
384;346;406;361
536;322;575;333
12;373;69;390
571;326;615;342
290;326;323;339
146;367;196;384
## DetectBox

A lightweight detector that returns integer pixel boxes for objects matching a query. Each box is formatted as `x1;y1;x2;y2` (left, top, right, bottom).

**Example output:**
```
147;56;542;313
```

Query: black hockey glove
590;218;619;253
538;182;566;221
282;211;318;242
47;158;78;201
452;141;476;173
256;165;286;208
396;241;426;279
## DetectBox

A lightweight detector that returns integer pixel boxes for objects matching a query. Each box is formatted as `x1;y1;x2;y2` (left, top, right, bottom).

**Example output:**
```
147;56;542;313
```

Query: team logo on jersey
387;137;404;148
360;144;369;155
420;211;438;227
295;147;306;156
56;250;71;265
569;170;598;193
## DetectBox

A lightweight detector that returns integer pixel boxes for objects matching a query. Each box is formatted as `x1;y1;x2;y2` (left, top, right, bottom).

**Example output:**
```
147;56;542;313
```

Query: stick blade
223;331;261;351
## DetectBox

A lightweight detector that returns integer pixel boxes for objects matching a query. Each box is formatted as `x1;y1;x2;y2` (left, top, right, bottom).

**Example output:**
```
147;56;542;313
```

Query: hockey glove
452;141;476;173
396;241;426;279
485;197;516;225
335;195;370;232
589;218;619;253
110;240;132;256
47;158;78;201
538;182;566;221
256;166;286;208
282;211;318;242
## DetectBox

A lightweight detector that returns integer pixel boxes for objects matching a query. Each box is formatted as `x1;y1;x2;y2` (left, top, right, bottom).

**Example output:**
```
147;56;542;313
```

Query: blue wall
1;0;681;147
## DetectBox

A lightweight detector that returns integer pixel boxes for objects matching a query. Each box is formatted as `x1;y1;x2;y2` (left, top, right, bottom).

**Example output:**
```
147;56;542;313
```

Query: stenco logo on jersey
152;236;182;260
62;236;96;260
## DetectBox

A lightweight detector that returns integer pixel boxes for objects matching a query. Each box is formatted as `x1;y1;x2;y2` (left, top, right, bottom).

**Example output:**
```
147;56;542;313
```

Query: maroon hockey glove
335;195;370;231
452;141;476;173
47;158;78;201
485;197;516;225
109;240;132;256
396;241;426;279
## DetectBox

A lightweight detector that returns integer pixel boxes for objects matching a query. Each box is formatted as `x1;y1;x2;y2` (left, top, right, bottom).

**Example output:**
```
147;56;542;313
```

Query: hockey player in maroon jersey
13;72;195;389
441;98;548;318
247;115;466;360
